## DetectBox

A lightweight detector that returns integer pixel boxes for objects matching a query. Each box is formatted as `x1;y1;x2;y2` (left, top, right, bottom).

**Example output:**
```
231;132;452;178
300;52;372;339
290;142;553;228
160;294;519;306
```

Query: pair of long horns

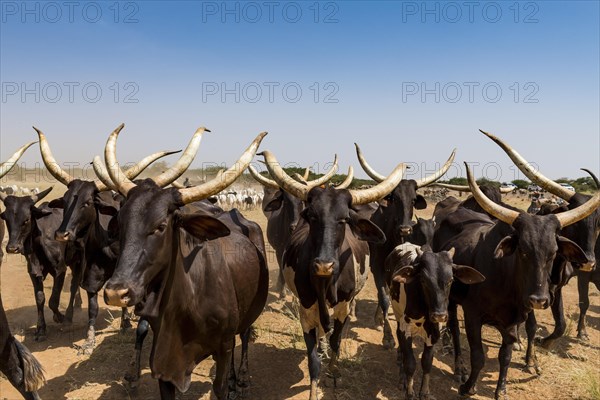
465;162;600;228
0;141;37;178
294;165;355;190
258;150;406;205
36;126;181;191
0;186;54;203
103;124;267;204
355;143;456;188
480;129;600;200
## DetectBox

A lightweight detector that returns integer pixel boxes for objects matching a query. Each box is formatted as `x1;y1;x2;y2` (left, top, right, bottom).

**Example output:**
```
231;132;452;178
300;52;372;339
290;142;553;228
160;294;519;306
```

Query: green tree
511;179;529;189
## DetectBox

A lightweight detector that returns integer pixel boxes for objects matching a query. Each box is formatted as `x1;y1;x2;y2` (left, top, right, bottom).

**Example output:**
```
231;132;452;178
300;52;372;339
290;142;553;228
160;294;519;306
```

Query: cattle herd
0;126;599;400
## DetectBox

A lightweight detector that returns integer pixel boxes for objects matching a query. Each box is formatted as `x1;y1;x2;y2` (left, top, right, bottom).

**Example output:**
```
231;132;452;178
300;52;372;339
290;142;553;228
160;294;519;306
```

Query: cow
0;141;46;399
0;187;85;341
259;149;408;400
354;143;456;348
35;126;180;354
386;246;484;400
248;161;343;298
101;125;269;400
434;163;599;399
479;131;600;350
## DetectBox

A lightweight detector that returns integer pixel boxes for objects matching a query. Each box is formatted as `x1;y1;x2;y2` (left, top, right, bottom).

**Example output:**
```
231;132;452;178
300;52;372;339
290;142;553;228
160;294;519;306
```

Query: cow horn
0;141;37;178
92;148;182;191
348;163;407;205
35;127;74;186
31;186;53;203
355;143;386;182
335;166;354;189
105;124;137;196
465;162;520;225
151;127;209;187
248;165;280;189
480;129;575;200
554;169;600;228
304;155;339;187
431;182;514;194
259;151;314;200
415;149;457;188
171;180;185;189
302;167;310;181
581;168;600;189
177;132;267;204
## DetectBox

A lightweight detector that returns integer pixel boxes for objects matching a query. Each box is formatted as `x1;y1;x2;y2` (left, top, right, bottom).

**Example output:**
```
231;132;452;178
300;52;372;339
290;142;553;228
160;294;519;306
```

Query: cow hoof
494;388;508;400
53;312;65;323
124;374;139;389
34;332;47;342
522;364;541;375
382;334;395;350
405;393;416;400
120;320;132;332
454;368;468;384
77;341;95;356
459;383;476;396
577;332;590;341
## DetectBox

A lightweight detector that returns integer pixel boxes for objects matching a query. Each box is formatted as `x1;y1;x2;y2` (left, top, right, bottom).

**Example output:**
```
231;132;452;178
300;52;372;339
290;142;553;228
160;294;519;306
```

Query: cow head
0;188;53;254
354;144;456;241
411;217;435;247
389;247;484;323
465;163;598;311
99;125;266;308
263;187;304;233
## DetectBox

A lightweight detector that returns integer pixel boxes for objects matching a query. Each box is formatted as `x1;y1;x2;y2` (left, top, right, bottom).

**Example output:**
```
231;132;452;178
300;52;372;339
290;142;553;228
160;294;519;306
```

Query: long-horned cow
102;125;269;400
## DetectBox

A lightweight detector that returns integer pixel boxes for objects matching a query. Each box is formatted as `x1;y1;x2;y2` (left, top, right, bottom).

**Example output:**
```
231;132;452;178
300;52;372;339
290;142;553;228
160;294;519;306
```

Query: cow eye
23;218;30;225
154;223;167;234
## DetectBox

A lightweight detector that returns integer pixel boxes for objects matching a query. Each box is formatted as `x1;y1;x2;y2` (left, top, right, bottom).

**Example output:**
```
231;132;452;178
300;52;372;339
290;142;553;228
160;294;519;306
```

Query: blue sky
1;1;598;182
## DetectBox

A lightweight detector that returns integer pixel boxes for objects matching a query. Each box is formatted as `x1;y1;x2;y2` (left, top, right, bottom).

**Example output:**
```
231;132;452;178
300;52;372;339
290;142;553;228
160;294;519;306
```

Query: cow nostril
104;288;130;307
529;296;549;310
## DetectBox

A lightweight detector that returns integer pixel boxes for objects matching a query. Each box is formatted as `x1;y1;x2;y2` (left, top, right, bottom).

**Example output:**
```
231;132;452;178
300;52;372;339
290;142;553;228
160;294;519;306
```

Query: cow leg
49;272;66;324
124;318;149;387
459;315;484;396
158;379;176;400
538;286;566;348
399;333;416;400
448;302;467;383
65;268;82;323
212;338;235;400
495;330;517;400
373;266;394;349
120;307;132;332
78;291;98;355
513;324;522;351
237;327;251;388
30;274;47;341
419;344;435;400
524;312;541;375
576;272;591;341
327;318;347;387
304;328;321;400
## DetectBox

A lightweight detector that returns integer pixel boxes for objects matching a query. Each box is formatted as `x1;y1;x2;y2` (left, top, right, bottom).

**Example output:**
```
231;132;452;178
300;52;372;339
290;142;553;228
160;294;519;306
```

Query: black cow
1;187;83;340
434;164;598;399
386;246;484;400
259;150;407;400
248;163;339;298
354;144;455;348
103;126;268;399
36;127;181;354
478;131;600;352
0;141;46;399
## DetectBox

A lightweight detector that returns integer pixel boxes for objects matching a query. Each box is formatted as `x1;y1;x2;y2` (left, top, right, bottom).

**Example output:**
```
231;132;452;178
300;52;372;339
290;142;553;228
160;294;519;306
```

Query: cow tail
15;340;46;391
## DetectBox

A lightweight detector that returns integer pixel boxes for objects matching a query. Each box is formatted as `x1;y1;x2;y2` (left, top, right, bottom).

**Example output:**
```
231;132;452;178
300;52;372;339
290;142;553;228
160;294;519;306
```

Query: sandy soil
0;190;599;400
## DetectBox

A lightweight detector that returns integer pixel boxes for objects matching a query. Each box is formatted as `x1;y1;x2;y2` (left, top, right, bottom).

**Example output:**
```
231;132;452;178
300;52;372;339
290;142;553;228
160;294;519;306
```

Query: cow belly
354;254;369;294
391;285;432;346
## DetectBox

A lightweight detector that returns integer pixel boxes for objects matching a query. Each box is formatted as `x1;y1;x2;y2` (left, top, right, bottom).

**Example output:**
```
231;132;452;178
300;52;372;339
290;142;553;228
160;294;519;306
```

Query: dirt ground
1;189;599;400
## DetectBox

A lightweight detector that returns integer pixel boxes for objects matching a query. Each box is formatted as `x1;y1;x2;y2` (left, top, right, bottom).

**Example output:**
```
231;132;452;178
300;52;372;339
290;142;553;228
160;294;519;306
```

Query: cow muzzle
313;261;335;277
399;225;412;237
104;288;131;307
54;230;74;242
529;295;549;310
5;244;22;254
430;312;448;323
579;261;596;272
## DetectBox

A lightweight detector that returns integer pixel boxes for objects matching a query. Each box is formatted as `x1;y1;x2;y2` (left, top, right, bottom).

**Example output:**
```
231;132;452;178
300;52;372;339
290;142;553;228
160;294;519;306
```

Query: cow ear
178;213;231;241
264;191;284;212
48;198;64;209
494;235;517;259
349;211;386;244
32;206;53;219
414;195;427;210
453;265;485;284
392;266;416;284
557;235;588;264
